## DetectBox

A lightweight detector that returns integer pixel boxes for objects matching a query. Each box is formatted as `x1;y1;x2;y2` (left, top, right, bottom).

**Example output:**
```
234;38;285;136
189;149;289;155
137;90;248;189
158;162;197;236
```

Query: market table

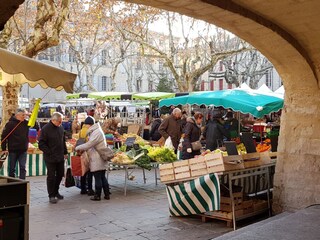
107;162;160;196
0;152;74;177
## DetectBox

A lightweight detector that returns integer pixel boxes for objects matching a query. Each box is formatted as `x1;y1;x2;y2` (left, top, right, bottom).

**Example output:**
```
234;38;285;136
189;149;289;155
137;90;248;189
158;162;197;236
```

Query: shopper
149;112;162;141
102;117;121;137
182;112;204;160
77;118;94;196
38;112;68;204
75;116;110;201
203;110;230;151
158;108;182;152
1;109;29;179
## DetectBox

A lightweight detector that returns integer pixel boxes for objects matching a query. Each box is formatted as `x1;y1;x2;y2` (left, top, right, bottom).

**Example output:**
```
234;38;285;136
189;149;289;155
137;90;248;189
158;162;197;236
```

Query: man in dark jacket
39;112;68;204
1;109;29;179
203;110;230;151
158;108;182;151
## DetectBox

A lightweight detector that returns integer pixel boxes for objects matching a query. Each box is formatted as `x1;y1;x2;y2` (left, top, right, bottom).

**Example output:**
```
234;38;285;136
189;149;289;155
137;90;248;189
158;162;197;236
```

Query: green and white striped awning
166;173;220;216
0;153;74;177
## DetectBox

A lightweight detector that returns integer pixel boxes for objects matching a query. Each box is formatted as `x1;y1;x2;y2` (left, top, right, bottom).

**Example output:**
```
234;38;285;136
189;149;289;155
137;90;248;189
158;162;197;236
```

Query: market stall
159;150;277;229
159;89;284;118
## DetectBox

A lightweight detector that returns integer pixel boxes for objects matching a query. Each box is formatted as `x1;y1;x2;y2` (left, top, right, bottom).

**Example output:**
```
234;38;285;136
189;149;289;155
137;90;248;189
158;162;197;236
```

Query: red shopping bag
71;155;82;176
71;153;89;176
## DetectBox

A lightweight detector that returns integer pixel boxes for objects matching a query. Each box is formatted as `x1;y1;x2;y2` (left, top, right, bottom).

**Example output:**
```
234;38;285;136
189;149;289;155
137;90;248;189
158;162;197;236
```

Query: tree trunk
0;83;20;133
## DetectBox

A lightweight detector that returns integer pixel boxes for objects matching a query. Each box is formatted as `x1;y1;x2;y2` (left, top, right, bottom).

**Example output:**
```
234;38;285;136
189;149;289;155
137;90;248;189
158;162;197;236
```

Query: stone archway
124;0;320;212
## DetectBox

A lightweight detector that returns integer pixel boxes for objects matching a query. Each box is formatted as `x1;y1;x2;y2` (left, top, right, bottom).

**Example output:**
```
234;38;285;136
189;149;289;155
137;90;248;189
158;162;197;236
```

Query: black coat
150;118;162;141
1;117;29;152
38;121;67;163
182;118;201;159
203;119;230;151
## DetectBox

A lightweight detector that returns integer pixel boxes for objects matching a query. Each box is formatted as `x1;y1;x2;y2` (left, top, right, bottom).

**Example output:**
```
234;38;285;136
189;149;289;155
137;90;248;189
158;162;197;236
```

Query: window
201;81;205;91
210;80;214;90
136;59;141;70
101;76;107;91
50;48;55;61
101;50;106;65
265;70;273;88
159;61;163;72
68;47;75;63
219;79;223;90
219;61;223;71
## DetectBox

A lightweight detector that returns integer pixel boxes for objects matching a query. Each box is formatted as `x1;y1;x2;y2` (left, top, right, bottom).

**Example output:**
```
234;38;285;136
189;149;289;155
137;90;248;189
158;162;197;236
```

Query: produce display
111;144;176;170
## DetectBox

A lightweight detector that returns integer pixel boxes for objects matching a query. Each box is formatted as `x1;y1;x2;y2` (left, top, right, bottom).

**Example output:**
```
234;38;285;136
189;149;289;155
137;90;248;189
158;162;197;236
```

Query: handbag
191;140;202;151
65;167;75;188
96;146;114;162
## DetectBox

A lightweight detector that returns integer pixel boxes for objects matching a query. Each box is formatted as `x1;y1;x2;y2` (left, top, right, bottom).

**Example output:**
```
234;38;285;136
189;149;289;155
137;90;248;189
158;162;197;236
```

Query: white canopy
257;83;273;93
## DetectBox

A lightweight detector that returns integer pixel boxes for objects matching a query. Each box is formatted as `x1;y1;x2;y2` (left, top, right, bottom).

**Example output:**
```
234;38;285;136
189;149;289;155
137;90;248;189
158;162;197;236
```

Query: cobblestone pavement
28;168;232;240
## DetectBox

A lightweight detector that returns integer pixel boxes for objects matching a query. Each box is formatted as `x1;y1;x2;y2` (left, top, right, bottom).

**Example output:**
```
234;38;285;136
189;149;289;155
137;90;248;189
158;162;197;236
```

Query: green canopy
132;92;175;100
159;89;284;118
87;92;130;100
66;93;89;100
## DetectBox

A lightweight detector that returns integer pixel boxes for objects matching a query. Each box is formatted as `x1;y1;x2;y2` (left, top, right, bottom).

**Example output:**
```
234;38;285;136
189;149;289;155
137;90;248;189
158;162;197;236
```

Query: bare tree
117;11;248;92
211;50;273;88
0;0;71;131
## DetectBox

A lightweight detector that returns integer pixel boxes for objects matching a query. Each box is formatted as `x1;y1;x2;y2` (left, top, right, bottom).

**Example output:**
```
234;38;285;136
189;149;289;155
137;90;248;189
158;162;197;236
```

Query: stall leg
124;166;128;196
143;169;146;184
229;173;237;230
154;166;158;185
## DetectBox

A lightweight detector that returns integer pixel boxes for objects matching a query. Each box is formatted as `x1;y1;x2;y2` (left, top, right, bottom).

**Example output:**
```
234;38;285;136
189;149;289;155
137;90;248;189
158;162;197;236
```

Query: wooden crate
242;200;254;214
220;192;243;212
189;157;208;177
260;151;271;165
205;153;244;173
242;152;262;168
159;163;175;182
253;199;269;212
173;160;191;180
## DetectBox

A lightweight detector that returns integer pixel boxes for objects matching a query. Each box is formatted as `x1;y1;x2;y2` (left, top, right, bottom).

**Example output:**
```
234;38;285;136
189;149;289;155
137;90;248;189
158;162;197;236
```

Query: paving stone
28;169;233;240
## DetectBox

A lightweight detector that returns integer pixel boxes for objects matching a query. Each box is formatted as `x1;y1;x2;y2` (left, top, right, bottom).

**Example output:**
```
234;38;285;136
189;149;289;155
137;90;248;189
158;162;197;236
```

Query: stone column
273;84;320;212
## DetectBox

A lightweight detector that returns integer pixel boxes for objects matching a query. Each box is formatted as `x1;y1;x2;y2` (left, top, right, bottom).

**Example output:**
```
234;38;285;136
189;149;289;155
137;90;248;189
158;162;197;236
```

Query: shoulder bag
191;140;202;151
96;146;114;162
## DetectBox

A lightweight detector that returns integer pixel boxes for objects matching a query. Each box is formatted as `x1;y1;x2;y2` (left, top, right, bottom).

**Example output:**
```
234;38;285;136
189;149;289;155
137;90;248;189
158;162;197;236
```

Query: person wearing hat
203;109;230;151
77;117;95;196
75;116;110;201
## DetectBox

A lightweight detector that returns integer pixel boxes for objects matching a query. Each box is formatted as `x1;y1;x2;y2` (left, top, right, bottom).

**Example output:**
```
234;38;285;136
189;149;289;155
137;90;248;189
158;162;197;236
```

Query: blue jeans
9;151;27;179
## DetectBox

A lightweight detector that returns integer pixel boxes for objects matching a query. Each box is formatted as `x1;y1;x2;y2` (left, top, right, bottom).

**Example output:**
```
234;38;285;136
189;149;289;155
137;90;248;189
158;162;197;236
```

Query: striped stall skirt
0;153;74;177
166;173;220;216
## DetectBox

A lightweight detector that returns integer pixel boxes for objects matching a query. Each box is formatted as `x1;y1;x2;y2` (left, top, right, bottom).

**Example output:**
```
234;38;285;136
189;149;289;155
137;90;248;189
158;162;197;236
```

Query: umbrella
159;89;284;118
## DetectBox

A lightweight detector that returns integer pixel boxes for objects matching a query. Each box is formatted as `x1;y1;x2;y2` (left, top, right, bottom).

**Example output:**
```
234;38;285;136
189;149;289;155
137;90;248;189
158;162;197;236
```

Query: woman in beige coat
75;116;110;201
